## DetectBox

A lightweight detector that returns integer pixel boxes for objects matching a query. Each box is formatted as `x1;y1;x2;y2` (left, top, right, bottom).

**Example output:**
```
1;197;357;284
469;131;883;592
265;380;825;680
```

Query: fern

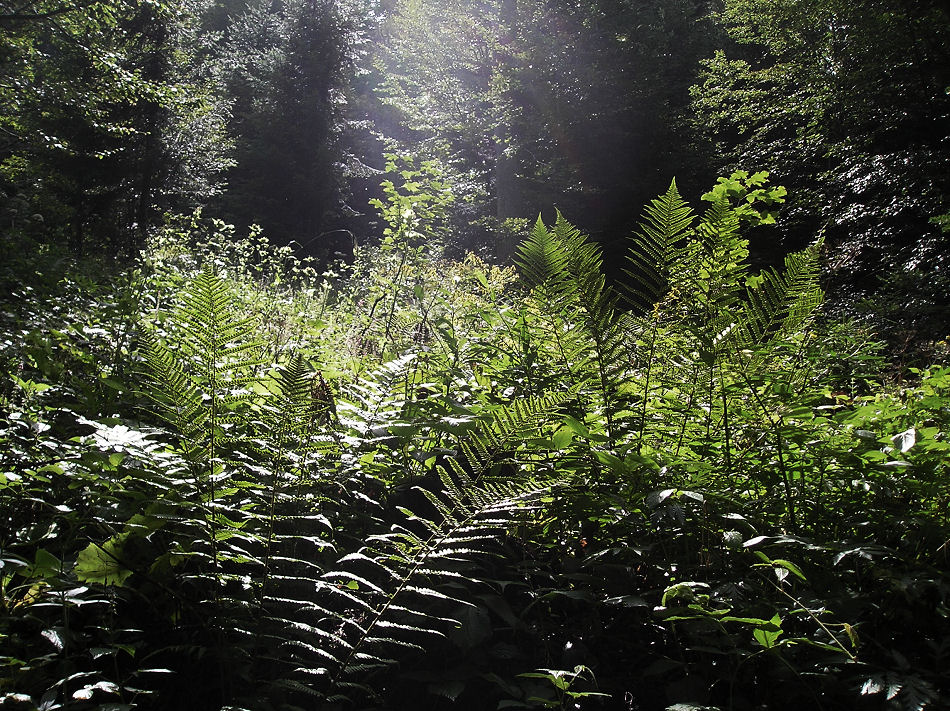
514;217;584;389
141;265;267;579
271;393;569;704
337;353;418;441
677;196;746;344
138;266;347;709
517;216;570;292
736;238;824;353
253;354;339;591
623;181;695;450
516;215;626;438
623;179;695;314
621;179;825;498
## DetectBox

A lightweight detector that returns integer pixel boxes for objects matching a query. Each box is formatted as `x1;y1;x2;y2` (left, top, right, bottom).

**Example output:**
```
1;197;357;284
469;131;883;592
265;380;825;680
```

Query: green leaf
772;558;806;582
551;428;574;450
562;415;589;437
27;549;62;579
76;534;134;587
752;614;783;648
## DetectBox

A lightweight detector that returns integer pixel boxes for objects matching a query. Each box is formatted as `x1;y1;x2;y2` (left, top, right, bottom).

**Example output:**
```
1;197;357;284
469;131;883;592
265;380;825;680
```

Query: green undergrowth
0;176;947;711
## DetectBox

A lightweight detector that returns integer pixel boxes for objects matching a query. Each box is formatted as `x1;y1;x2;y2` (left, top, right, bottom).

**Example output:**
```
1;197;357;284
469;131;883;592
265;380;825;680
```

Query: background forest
1;1;949;710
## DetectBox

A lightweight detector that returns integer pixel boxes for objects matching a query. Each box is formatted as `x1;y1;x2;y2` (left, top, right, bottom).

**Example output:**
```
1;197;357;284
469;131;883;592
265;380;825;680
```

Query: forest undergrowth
1;175;948;711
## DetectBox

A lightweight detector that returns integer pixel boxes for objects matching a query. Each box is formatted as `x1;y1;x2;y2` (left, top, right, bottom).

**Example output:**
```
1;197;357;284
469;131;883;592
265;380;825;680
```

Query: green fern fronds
680;196;746;322
140;339;208;461
251;355;340;588
142;265;265;457
140;265;270;588
258;354;338;459
516;216;570;292
516;215;627;436
323;475;564;701
460;392;568;479
273;393;569;703
738;238;824;350
554;215;627;390
337;352;418;440
623;179;695;314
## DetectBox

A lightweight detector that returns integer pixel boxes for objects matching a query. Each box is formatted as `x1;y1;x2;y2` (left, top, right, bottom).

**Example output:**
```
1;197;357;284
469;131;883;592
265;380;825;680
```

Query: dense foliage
370;0;716;258
689;0;950;352
0;0;233;249
1;176;947;710
2;0;947;340
1;0;948;709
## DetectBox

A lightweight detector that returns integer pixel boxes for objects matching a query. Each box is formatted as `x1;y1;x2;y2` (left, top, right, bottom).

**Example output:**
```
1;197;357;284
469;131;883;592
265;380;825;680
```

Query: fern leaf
514;216;570;290
738;238;824;349
624;179;695;313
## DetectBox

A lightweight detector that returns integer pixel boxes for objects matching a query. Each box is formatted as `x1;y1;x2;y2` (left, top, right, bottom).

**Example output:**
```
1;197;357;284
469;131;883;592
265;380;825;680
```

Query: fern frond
337;352;417;437
624;179;695;313
142;265;266;449
738;238;824;350
458;392;568;477
277;394;570;704
515;216;570;290
516;214;628;435
141;336;208;452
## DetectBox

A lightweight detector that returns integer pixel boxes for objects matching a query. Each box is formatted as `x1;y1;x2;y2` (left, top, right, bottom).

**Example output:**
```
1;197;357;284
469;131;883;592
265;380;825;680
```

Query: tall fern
141;264;266;581
620;181;825;494
623;179;695;315
516;215;626;437
272;393;569;705
623;180;695;450
139;266;351;708
253;354;339;592
727;238;825;526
